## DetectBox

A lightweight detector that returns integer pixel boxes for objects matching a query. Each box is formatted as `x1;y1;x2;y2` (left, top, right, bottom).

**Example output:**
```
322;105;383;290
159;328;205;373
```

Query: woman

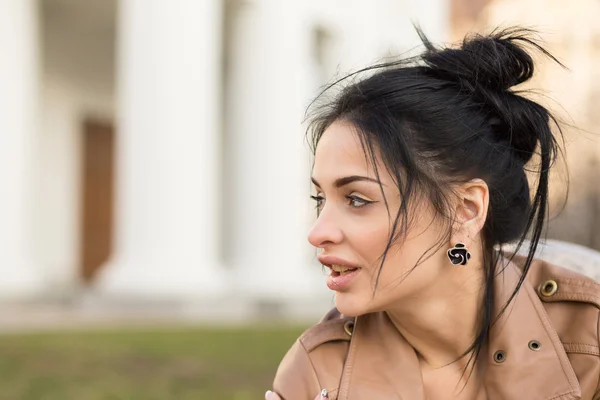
266;28;600;400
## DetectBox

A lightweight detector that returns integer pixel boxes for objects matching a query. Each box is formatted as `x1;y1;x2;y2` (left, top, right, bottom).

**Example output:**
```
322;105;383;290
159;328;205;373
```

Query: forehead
314;121;371;174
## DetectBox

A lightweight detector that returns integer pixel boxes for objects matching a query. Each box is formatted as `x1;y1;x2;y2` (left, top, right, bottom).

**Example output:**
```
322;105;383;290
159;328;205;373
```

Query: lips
318;255;361;291
318;254;360;271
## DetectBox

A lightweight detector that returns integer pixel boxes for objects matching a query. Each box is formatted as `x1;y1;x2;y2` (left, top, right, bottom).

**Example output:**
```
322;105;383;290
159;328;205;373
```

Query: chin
334;292;370;317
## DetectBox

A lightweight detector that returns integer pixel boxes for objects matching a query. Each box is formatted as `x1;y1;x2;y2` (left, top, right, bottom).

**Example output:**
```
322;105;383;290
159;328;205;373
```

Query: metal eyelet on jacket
528;340;541;351
540;280;558;297
344;320;354;336
493;350;506;363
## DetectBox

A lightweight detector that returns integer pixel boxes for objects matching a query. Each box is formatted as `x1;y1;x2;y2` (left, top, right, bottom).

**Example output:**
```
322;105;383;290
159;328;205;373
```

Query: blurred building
0;0;447;319
1;0;598;321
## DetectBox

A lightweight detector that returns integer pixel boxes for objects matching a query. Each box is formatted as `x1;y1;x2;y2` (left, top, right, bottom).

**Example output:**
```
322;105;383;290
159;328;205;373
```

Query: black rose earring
447;243;471;266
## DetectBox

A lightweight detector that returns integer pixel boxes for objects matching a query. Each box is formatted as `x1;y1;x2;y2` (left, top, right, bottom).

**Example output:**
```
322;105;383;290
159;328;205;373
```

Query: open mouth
329;264;360;277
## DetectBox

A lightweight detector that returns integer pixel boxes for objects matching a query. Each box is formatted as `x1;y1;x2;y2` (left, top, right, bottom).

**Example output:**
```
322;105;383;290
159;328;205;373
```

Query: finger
317;389;329;400
265;390;282;400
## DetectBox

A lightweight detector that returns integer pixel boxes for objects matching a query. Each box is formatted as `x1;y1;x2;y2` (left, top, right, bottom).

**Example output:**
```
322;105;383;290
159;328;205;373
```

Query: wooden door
81;119;115;283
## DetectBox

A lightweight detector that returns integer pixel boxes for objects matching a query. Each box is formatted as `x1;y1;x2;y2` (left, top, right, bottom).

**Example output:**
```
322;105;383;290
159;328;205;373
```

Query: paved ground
0;293;333;334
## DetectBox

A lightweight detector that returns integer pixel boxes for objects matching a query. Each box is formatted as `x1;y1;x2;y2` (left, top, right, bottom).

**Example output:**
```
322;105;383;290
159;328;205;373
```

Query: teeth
331;264;357;274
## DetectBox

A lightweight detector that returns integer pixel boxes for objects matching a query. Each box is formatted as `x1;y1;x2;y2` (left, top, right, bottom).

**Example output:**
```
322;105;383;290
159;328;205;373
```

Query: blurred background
1;0;599;398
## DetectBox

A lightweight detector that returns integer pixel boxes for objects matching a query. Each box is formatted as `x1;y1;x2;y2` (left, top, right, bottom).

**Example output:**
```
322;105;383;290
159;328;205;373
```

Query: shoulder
273;308;354;400
522;256;600;355
524;255;600;309
518;255;600;396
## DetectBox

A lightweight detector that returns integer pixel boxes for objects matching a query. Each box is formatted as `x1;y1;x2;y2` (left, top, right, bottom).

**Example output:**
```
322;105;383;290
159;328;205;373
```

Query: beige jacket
273;257;600;399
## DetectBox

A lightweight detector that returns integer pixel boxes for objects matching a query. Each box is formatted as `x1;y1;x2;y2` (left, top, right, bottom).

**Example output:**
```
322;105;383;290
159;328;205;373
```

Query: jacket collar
338;258;581;400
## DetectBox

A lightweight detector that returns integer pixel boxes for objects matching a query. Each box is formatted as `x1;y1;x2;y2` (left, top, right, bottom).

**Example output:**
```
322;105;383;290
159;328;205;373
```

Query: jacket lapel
338;312;426;400
337;258;581;399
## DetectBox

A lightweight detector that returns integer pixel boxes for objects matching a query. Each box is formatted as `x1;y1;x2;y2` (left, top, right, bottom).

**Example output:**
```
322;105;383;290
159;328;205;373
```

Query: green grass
0;325;306;400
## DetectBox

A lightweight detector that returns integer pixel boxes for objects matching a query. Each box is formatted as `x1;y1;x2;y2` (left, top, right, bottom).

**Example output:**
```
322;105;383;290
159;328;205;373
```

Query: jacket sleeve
272;339;321;400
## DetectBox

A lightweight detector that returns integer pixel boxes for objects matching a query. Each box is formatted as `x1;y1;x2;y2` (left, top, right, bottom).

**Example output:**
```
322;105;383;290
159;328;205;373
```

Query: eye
310;195;325;209
346;195;372;208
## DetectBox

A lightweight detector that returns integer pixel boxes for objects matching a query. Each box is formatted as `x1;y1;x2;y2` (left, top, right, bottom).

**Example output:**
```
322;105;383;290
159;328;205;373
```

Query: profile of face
308;120;476;317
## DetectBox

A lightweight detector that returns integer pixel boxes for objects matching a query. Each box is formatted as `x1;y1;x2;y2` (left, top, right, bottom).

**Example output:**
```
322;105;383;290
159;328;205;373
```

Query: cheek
356;222;440;292
350;219;390;268
370;226;447;298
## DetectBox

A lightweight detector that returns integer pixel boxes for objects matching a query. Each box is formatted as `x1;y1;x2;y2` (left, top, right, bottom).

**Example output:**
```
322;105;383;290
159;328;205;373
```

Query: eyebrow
311;175;385;188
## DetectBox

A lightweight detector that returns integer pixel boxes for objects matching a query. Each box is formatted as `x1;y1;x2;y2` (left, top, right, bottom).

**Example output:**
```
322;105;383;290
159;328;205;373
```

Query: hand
265;389;329;400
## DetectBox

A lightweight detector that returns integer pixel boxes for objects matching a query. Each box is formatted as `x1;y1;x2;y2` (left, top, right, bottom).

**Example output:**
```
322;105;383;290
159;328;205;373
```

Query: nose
307;210;344;249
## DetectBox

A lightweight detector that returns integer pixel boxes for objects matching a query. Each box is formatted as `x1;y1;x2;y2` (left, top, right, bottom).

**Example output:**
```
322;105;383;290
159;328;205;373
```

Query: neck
386;255;487;369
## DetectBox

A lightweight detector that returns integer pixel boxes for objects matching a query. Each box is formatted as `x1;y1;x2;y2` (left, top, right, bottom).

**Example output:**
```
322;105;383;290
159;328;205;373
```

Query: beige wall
451;0;600;250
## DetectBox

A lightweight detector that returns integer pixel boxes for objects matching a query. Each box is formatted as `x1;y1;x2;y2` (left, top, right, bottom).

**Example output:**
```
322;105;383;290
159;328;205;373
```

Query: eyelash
309;195;373;209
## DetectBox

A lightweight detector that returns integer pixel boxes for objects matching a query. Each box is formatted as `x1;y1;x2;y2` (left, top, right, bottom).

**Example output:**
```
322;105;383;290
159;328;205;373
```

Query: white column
97;0;225;299
226;0;327;303
0;0;42;298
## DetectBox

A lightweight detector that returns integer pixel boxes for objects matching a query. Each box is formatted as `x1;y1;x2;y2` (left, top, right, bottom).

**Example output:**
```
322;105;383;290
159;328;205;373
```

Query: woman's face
308;120;452;317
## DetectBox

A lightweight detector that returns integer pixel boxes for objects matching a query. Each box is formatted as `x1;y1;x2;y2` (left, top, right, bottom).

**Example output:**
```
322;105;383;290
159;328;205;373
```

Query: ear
451;178;489;245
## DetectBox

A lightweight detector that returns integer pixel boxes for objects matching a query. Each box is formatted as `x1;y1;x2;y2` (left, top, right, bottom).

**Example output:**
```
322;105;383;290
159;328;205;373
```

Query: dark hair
307;27;565;375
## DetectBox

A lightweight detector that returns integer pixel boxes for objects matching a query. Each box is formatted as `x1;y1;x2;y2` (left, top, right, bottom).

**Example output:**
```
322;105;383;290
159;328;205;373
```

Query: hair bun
420;27;552;93
417;27;563;163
